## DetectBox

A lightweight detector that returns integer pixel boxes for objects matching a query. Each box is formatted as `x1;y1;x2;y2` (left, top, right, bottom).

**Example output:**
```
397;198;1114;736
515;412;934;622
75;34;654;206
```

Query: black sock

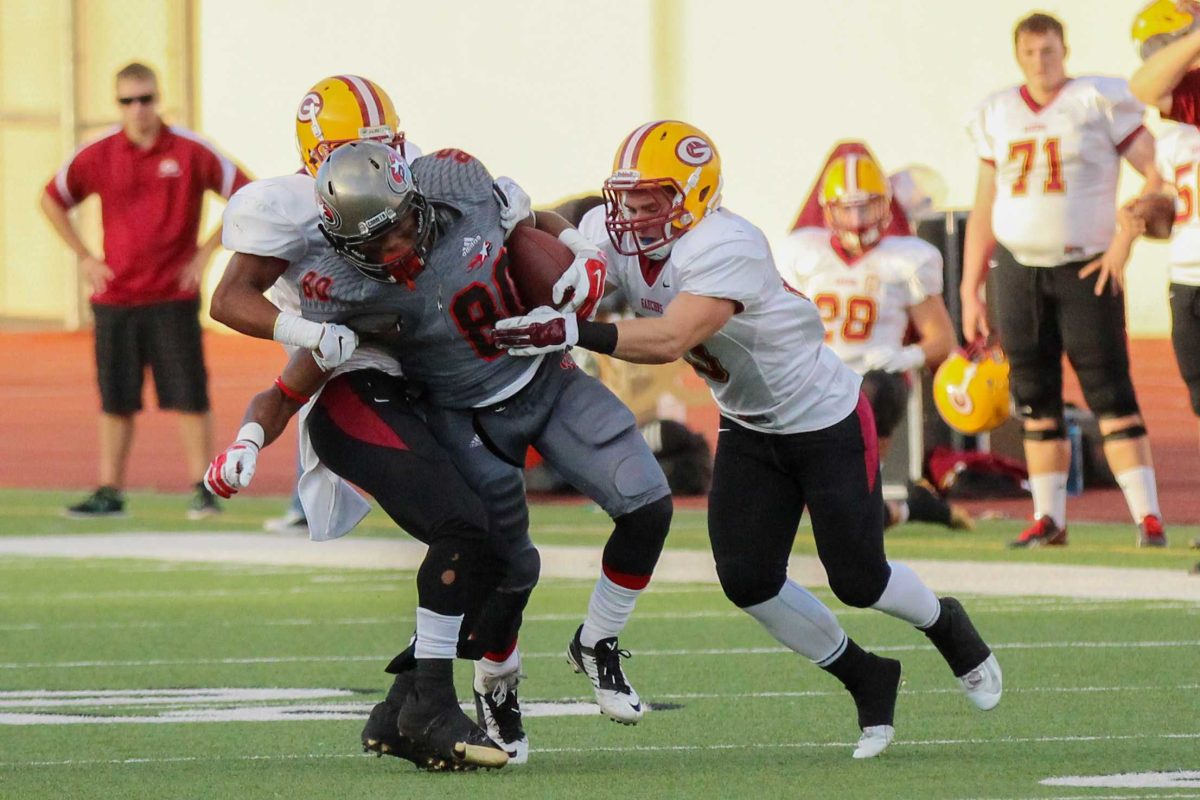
821;638;871;690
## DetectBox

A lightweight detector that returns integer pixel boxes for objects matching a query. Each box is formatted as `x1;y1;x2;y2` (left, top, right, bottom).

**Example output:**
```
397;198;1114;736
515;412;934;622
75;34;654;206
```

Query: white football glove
204;441;259;499
553;228;607;317
494;176;532;239
312;323;358;371
493;306;579;356
861;344;926;374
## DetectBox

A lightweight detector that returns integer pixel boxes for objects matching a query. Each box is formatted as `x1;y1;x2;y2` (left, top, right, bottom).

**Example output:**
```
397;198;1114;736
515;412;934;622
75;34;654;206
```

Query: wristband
272;313;325;349
576;320;618;355
274;376;311;405
235;422;265;450
558;227;598;256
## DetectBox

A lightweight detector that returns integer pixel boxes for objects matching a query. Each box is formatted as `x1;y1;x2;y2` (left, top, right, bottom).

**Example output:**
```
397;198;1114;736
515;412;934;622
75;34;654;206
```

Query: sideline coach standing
40;62;250;519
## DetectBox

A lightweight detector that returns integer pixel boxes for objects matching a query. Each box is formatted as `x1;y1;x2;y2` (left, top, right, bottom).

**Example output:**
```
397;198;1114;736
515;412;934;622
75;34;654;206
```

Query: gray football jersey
300;149;540;408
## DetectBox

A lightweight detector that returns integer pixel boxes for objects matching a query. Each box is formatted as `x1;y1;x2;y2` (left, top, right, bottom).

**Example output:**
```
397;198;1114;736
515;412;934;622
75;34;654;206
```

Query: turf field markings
3;731;1199;768
4;638;1199;670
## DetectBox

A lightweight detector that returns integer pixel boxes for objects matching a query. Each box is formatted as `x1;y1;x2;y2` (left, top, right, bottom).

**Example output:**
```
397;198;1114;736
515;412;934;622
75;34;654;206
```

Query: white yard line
2;639;1197;671
0;532;1197;600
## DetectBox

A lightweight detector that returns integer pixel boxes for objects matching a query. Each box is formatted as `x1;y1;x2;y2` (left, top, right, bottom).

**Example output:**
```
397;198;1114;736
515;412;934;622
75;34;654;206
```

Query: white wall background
198;0;1176;334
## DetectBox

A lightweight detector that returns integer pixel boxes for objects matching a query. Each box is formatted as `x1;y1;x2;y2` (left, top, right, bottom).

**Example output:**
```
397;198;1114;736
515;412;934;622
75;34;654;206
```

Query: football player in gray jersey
211;141;672;759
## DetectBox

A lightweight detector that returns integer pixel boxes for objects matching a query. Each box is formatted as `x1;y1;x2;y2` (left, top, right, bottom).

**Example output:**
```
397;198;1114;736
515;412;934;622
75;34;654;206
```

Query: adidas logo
469;434;483;448
462;235;482;256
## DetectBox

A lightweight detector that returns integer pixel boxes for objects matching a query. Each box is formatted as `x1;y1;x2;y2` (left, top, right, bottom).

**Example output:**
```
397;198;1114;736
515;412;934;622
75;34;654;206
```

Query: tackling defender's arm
209;252;289;339
203;350;329;498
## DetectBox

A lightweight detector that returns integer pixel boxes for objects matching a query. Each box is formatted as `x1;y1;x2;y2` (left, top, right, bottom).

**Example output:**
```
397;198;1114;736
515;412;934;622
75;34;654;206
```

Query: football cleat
567;625;643;724
923;597;1002;711
853;725;895;760
1008;516;1068;548
474;666;529;765
847;654;902;759
1137;515;1168;548
396;681;508;771
958;653;1003;712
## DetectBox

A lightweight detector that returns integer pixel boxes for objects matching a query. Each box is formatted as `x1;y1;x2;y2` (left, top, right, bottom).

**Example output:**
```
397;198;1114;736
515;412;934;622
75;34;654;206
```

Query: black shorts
707;394;891;610
306;370;490;545
1170;282;1200;416
990;248;1139;421
92;298;209;415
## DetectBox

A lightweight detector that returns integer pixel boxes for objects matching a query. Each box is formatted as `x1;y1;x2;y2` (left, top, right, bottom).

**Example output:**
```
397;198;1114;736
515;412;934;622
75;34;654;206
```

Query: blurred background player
777;145;972;533
962;12;1166;549
212;75;422;536
40;61;250;519
496;120;1002;759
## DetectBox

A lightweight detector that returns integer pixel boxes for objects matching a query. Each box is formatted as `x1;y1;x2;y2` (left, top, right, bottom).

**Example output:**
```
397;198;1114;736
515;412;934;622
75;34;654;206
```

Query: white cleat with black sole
959;652;1003;711
566;625;643;724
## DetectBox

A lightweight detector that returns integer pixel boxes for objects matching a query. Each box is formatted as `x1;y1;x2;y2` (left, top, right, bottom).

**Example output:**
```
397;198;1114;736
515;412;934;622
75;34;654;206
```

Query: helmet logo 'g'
676;136;713;166
297;92;324;123
317;198;341;229
948;386;974;415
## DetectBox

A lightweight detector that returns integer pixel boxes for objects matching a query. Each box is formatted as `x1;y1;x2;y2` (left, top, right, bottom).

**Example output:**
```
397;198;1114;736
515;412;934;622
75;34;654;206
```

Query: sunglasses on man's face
117;94;156;106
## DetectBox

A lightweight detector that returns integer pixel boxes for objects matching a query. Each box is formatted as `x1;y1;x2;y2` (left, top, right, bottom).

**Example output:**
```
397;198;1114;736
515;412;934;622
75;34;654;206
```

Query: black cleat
397;664;508;771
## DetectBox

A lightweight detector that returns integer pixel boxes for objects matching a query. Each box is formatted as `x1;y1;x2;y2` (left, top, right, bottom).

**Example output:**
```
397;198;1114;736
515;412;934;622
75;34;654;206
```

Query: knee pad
602;495;673;580
827;561;891;609
1010;370;1062;421
1023;423;1066;442
860;370;907;439
1102;424;1147;442
502;545;541;593
716;557;787;609
1077;370;1140;419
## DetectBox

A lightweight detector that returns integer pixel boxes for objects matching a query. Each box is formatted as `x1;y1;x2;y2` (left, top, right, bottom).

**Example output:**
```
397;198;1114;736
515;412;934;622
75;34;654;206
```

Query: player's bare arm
209;252;289;338
908;295;955;369
1130;24;1200;113
610;293;736;364
961;162;998;342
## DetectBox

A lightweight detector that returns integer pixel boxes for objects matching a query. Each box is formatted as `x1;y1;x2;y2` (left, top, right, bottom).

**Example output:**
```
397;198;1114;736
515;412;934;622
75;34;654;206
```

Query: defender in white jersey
777;149;969;532
962;12;1167;549
495;120;1002;759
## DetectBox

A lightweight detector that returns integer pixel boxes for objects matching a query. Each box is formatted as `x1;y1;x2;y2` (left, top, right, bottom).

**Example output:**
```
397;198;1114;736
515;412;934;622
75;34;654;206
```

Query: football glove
204;441;259;499
495;176;533;239
312;323;358;372
493;306;578;356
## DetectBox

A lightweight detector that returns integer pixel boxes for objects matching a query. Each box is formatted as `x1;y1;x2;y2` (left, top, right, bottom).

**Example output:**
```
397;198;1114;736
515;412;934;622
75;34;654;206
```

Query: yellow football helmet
820;153;892;251
1132;0;1196;60
603;120;723;258
933;349;1012;435
295;75;404;176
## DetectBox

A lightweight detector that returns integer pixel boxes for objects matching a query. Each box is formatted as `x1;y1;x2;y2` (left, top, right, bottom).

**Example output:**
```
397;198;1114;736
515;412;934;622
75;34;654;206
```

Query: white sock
1030;472;1068;528
1115;466;1160;522
580;573;641;647
870;562;940;628
743;579;847;663
474;647;521;691
413;607;462;660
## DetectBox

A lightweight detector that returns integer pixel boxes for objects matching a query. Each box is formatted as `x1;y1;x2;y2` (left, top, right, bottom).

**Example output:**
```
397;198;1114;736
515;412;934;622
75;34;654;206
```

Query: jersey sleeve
43;139;103;209
904;240;944;305
774;228;826;294
677;240;771;305
221;182;309;263
964;99;996;164
1167;69;1200;124
413;150;496;206
1094;77;1146;150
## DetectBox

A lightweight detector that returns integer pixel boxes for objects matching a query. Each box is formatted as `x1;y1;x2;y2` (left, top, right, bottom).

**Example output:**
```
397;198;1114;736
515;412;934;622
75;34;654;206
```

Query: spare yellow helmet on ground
933;348;1011;435
1132;0;1196;60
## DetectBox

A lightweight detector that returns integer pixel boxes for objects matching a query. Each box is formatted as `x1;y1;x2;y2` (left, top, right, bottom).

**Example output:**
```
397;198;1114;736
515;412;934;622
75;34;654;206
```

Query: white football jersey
966;76;1146;267
776;229;943;374
222;172;403;380
579;206;861;434
1154;124;1200;287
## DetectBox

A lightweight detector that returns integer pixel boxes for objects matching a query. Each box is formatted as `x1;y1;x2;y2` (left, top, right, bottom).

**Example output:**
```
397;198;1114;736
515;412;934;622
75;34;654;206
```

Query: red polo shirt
44;123;250;306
